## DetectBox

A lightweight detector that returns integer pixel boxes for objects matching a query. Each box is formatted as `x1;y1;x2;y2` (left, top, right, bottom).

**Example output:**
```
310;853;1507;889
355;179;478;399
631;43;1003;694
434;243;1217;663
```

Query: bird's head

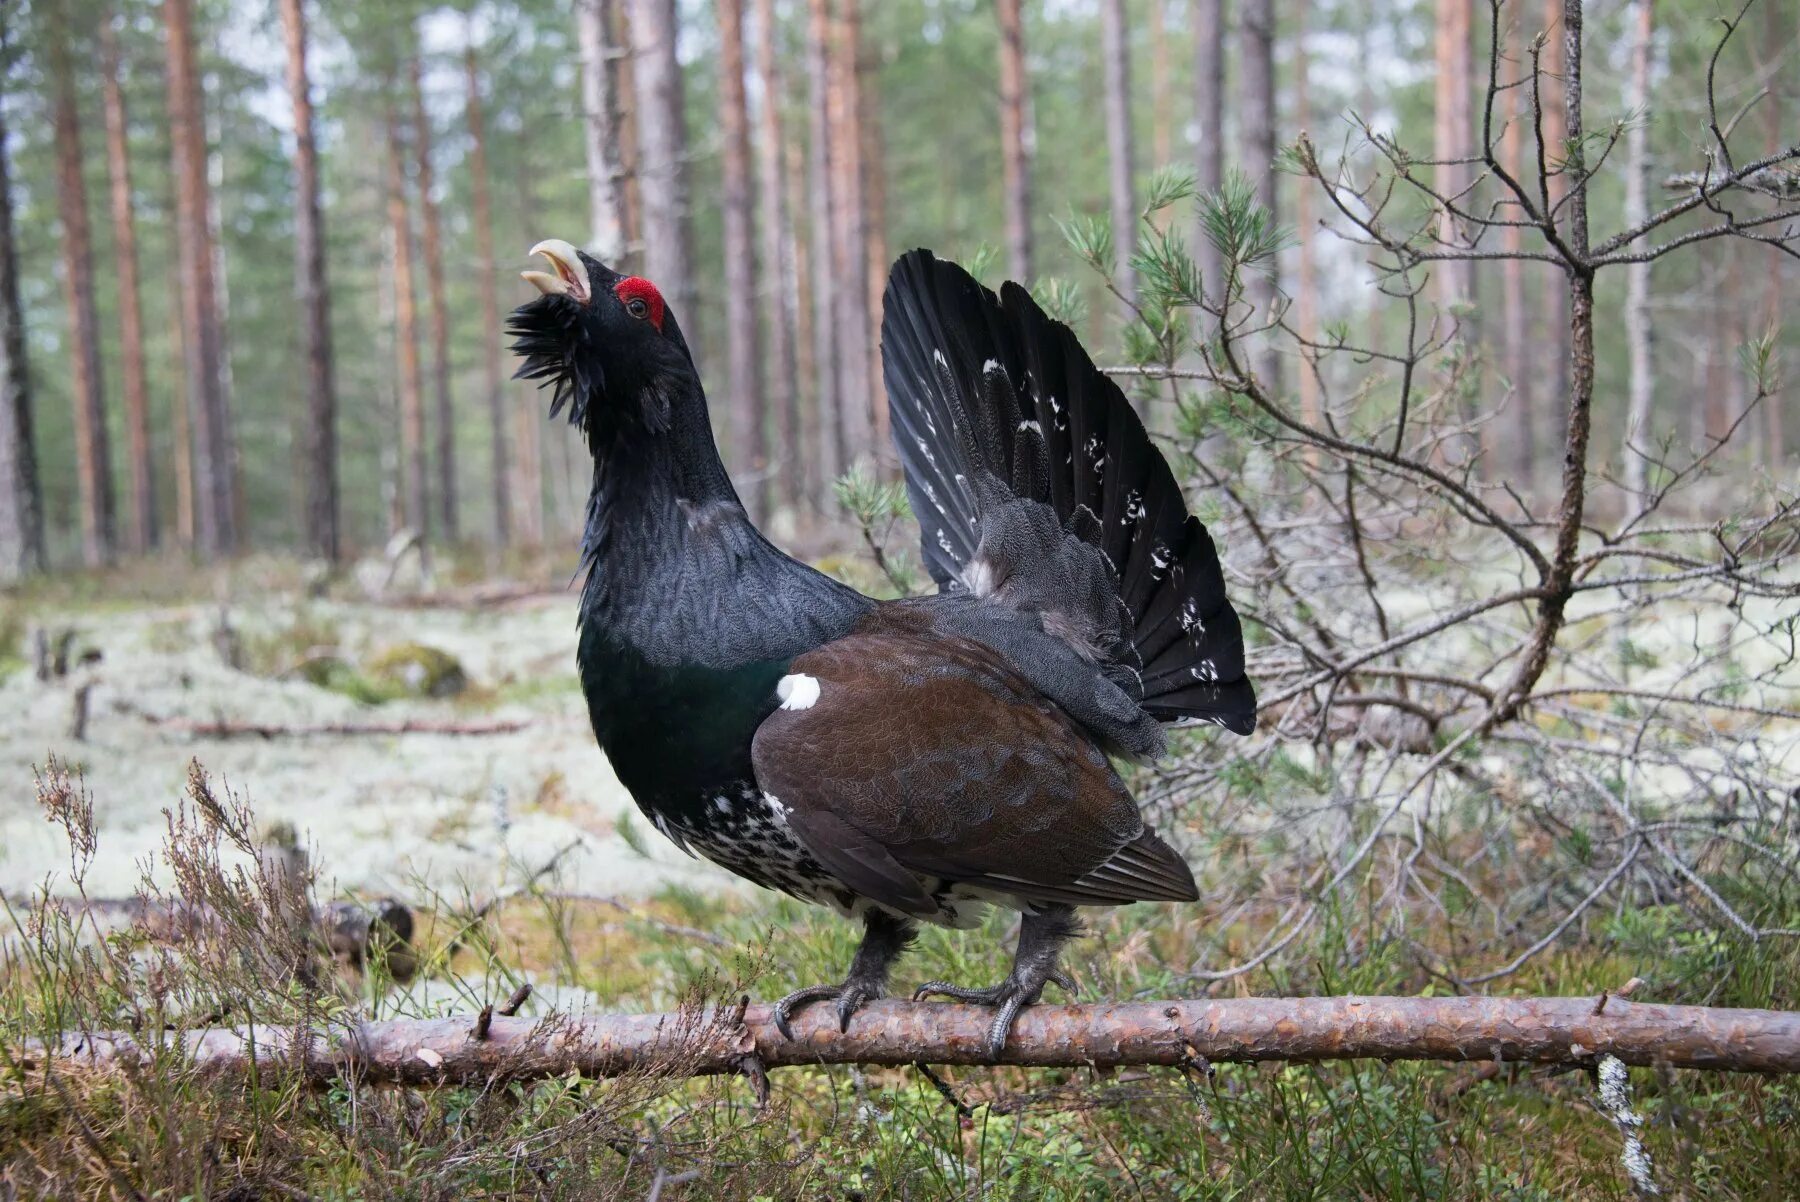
509;238;697;439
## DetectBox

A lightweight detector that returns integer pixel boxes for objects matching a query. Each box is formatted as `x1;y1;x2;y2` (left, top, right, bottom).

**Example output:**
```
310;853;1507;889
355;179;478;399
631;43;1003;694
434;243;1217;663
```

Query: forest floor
2;554;1797;1199
0;554;751;907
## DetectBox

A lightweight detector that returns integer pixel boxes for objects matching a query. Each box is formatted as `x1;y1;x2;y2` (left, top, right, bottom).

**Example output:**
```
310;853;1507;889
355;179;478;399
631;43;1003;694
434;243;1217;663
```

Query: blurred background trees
0;0;1792;575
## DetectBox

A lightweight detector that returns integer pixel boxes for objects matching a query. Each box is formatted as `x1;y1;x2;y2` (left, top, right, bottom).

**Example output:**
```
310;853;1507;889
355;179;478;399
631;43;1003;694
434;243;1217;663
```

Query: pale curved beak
522;238;591;303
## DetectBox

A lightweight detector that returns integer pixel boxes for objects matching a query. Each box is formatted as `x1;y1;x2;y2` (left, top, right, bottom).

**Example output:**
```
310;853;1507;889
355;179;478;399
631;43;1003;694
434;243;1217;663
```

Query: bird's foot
912;967;1077;1060
771;976;883;1041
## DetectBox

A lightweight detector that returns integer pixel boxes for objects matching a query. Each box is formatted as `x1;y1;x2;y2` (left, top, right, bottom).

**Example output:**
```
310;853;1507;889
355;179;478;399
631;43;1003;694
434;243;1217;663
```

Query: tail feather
880;249;1256;735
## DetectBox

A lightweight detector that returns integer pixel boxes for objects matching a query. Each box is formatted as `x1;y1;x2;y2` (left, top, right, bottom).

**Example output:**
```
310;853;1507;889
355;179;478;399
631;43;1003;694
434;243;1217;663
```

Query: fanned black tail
880;249;1255;735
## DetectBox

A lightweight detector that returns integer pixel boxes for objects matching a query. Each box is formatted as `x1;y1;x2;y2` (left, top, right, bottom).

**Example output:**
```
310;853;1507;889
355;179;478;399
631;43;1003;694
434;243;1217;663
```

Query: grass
3;762;1798;1199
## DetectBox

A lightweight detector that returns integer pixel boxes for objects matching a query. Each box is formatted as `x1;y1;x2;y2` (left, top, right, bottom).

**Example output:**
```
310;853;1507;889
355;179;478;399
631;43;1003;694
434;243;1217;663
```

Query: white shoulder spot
776;673;821;711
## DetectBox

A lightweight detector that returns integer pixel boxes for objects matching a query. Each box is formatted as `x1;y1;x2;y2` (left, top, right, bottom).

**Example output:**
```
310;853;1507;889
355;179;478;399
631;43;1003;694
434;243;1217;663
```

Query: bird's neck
571;378;870;810
574;378;870;672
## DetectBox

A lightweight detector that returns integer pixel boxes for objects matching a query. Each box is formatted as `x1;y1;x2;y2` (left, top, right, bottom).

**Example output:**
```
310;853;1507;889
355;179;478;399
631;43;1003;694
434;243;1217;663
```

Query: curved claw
985;992;1031;1060
1048;969;1078;996
772;981;882;1041
772;983;842;1041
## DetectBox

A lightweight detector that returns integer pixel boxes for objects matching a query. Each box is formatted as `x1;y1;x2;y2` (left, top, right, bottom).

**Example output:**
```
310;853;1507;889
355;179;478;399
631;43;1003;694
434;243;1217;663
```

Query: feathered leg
913;905;1080;1059
773;907;917;1039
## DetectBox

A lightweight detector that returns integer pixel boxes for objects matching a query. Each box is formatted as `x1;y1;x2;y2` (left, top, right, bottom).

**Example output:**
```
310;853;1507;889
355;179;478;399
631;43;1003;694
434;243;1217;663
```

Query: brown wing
750;610;1197;913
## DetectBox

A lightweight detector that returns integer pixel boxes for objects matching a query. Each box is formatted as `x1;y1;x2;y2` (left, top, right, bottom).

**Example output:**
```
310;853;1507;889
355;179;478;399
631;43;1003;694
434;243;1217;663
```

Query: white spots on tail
776;673;821;711
1017;419;1042;434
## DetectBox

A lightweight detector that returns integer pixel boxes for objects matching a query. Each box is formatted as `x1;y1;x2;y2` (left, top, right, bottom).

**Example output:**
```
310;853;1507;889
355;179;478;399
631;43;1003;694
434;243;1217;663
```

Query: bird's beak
522;238;591;303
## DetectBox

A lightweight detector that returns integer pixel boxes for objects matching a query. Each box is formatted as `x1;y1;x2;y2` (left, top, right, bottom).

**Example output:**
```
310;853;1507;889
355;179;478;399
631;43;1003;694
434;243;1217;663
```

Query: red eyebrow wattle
615;277;666;332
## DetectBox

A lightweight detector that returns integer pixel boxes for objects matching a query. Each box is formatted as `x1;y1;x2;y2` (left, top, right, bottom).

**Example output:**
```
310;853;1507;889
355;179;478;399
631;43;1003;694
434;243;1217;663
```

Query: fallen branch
20;996;1800;1085
137;714;534;740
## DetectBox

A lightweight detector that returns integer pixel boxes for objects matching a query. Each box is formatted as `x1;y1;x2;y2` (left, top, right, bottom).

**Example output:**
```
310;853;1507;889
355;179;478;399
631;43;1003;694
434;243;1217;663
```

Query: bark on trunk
1294;9;1319;445
1621;0;1654;501
995;0;1033;284
30;997;1800;1083
411;53;457;545
512;151;546;547
167;271;195;549
1149;0;1171;171
463;38;509;547
1536;0;1569;484
279;0;338;562
577;0;627;262
1499;8;1531;483
1757;0;1785;471
1193;0;1224;303
805;0;841;501
50;0;116;568
100;13;156;556
1099;0;1137;310
384;105;428;541
164;0;236;557
753;0;802;516
627;0;696;345
0;33;42;581
1238;0;1279;390
861;34;889;457
1433;0;1473;310
718;0;767;520
829;0;874;467
614;0;642;267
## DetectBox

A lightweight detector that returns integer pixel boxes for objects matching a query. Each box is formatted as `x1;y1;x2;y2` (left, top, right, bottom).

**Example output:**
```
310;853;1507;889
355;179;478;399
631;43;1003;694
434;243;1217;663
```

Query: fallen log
20;995;1800;1085
139;714;534;739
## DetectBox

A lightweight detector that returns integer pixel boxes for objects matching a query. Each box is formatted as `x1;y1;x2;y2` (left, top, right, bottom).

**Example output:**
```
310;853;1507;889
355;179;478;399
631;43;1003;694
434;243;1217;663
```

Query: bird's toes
912;980;1003;1005
772;983;842;1041
834;983;879;1033
1049;969;1078;996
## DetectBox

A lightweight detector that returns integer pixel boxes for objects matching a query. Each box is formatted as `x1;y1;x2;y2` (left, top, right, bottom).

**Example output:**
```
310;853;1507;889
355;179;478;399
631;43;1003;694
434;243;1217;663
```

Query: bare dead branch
23;997;1800;1083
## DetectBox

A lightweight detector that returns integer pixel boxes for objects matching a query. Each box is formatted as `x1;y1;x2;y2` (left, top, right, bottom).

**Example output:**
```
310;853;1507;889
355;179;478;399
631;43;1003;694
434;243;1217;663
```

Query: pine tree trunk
1433;0;1472;310
717;0;767;519
1759;0;1785;472
805;0;841;501
788;134;821;515
1238;0;1279;389
752;0;802;517
614;1;643;267
50;0;116;568
1294;6;1319;447
1499;9;1532;484
995;0;1033;283
164;0;235;557
1536;0;1569;485
1621;0;1654;502
577;0;627;261
512;146;546;547
1149;0;1171;170
166;267;195;549
1193;0;1224;303
410;52;457;546
627;0;696;342
1099;0;1136;309
384;105;428;541
464;37;509;547
100;12;156;555
860;31;888;456
829;0;874;468
279;0;338;561
0;34;42;581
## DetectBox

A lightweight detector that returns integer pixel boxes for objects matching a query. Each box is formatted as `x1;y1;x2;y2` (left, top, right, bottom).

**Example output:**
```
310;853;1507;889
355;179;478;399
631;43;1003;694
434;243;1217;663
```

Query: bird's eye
625;297;650;320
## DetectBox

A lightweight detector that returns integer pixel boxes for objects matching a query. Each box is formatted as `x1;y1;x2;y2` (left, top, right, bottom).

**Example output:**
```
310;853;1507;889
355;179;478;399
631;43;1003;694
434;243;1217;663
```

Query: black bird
512;240;1254;1057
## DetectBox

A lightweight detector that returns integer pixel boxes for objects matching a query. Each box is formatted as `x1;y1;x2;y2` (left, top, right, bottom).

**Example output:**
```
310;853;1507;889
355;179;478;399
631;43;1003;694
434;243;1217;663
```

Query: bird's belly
652;783;852;911
644;784;1024;929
